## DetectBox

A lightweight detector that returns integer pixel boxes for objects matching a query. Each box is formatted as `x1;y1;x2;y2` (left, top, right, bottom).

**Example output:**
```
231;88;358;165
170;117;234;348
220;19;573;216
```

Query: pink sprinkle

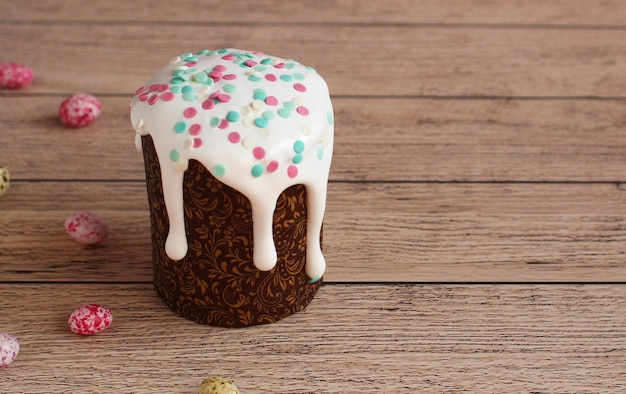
184;107;197;118
209;71;223;81
148;94;159;105
228;132;241;143
189;124;202;135
265;74;277;82
161;92;175;101
265;96;278;106
218;119;229;129
294;83;306;92
222;54;235;61
267;161;279;173
223;74;236;80
138;93;149;102
0;62;34;89
149;84;160;92
274;62;285;69
157;84;169;92
214;65;227;72
186;61;197;67
193;138;203;148
209;90;221;99
287;165;298;178
244;59;257;67
202;99;215;110
253;147;266;160
217;94;231;103
297;106;309;115
135;86;147;95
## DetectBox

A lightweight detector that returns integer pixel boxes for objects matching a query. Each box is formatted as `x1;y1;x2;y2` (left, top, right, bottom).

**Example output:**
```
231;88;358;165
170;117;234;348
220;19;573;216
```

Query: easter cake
130;48;334;327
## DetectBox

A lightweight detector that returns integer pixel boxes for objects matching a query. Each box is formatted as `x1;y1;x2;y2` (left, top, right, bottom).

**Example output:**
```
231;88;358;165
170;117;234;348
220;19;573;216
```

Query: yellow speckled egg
0;166;9;197
198;376;239;394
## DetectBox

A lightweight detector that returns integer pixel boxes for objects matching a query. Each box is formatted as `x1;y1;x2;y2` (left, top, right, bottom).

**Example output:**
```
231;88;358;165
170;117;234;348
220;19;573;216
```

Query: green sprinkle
217;49;229;54
254;65;267;72
210;117;221;127
181;85;194;94
197;49;210;55
262;111;275;120
251;164;264;177
292;154;303;164
317;146;324;160
253;89;267;100
226;111;240;122
183;93;195;102
202;78;214;86
293;72;305;81
283;101;296;110
185;55;198;62
184;68;197;74
180;52;193;59
193;72;208;83
234;58;245;65
306;66;317;73
212;164;226;177
278;108;291;118
279;74;293;82
255;117;268;128
248;75;262;82
260;57;273;65
174;122;187;133
293;140;305;153
169;149;180;162
171;77;186;84
169;85;182;93
285;63;296;69
327;112;334;124
310;275;322;283
172;69;186;77
223;84;236;93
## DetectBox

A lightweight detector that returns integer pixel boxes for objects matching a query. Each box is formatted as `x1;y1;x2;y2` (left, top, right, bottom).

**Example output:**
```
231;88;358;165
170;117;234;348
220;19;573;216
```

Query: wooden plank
2;182;625;283
0;284;623;392
4;0;626;25
1;24;626;97
1;97;625;182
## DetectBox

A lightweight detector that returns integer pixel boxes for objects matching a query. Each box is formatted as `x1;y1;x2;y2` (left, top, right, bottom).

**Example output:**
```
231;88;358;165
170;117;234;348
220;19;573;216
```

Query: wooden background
1;1;625;392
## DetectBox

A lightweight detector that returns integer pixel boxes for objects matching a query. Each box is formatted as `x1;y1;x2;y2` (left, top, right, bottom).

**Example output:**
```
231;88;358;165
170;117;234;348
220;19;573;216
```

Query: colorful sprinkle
189;124;202;135
255;117;268;128
183;107;197;118
280;74;293;82
277;108;291;118
226;111;240;122
267;161;279;173
265;96;278;106
293;140;305;153
327;112;334;124
294;83;306;92
193;138;203;148
292;154;303;164
296;106;309;116
213;164;226;177
202;99;215;110
262;111;275;120
223;84;236;93
161;92;175;101
170;149;180;162
251;164;264;177
287;165;298;178
174;121;187;133
317;146;324;160
228;132;241;143
210;117;220;127
265;74;277;82
253;147;266;159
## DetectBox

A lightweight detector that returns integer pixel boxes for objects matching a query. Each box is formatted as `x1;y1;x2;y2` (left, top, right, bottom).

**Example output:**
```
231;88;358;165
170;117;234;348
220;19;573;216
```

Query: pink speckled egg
65;211;109;245
0;333;20;368
0;62;34;89
59;93;102;127
68;304;113;335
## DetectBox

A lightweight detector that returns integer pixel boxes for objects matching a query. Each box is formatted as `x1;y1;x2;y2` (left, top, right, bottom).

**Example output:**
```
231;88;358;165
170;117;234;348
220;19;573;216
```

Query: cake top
130;48;334;281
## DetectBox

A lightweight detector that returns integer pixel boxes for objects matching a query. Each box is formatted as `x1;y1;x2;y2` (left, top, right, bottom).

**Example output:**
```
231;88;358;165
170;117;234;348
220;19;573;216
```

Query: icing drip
130;48;334;280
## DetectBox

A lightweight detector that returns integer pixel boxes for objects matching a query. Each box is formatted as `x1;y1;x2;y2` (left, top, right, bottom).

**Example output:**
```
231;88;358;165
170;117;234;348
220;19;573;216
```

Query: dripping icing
130;48;334;280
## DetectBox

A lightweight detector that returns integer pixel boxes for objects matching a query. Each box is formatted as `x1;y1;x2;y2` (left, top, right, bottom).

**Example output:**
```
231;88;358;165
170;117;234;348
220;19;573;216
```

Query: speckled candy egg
59;93;102;127
65;211;109;245
68;304;113;335
0;62;34;89
0;166;9;197
198;377;240;394
0;333;20;368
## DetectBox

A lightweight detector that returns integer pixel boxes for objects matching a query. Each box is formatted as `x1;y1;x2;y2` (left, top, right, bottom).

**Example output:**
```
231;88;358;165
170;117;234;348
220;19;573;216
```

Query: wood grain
4;0;626;25
2;24;626;97
2;97;625;182
2;182;625;283
0;284;623;393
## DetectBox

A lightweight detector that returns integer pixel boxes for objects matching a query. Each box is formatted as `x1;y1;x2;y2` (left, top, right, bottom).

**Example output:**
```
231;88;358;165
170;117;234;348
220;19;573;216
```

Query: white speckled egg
0;333;19;368
65;211;109;245
68;304;113;335
198;377;240;394
0;166;9;197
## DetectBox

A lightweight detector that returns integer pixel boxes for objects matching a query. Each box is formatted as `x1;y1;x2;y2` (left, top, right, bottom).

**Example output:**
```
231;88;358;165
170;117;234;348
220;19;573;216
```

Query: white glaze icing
130;49;334;280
